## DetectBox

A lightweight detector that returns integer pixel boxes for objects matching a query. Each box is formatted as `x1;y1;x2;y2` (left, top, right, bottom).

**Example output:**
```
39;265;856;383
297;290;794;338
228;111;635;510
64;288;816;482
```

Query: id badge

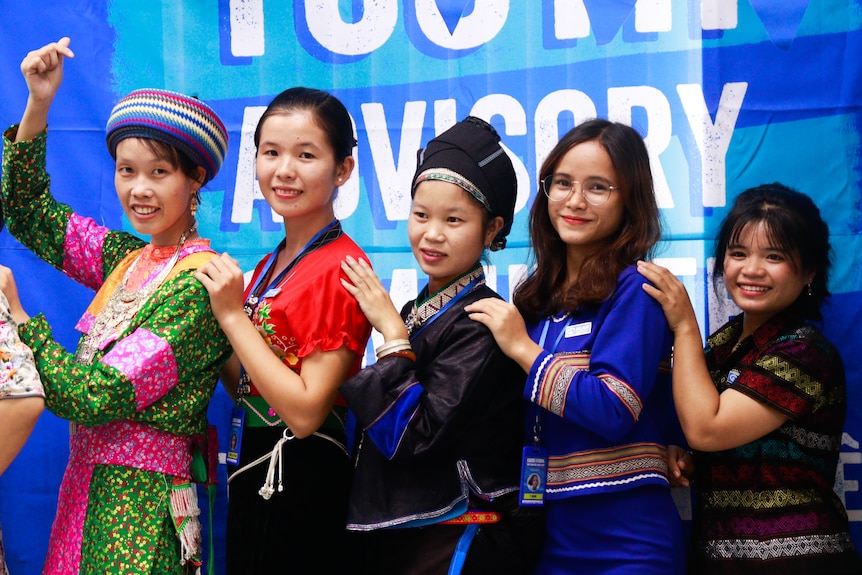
519;445;548;506
226;405;245;466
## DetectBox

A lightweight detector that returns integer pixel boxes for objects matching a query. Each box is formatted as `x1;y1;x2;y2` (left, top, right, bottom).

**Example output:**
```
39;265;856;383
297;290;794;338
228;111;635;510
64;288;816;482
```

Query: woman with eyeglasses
466;119;686;574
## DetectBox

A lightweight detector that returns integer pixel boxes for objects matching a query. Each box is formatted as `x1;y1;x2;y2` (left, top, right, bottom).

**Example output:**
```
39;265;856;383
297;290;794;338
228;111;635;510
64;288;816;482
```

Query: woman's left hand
666;444;694;488
465;297;542;372
637;261;698;334
340;255;407;341
194;253;247;325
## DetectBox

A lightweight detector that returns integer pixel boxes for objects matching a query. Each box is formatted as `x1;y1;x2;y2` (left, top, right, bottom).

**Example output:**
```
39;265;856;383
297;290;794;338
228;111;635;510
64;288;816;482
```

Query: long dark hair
713;182;832;321
515;119;660;322
254;87;356;162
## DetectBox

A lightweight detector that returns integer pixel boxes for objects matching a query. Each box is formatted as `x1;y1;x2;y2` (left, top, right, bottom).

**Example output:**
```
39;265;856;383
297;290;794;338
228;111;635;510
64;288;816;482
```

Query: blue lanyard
409;276;484;340
237;219;339;398
537;314;574;353
246;219;339;306
531;313;574;445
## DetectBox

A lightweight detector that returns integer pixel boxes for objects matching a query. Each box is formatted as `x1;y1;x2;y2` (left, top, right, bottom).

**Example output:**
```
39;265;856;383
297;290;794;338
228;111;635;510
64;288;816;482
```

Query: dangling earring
190;194;198;218
807;282;813;297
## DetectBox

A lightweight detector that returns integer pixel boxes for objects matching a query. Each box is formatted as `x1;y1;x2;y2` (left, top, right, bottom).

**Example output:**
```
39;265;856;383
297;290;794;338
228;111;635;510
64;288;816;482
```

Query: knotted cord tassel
259;429;293;500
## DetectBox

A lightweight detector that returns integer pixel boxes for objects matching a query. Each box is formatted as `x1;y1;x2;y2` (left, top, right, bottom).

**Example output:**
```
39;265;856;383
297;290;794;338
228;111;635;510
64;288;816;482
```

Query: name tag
519;446;548;507
565;321;592;338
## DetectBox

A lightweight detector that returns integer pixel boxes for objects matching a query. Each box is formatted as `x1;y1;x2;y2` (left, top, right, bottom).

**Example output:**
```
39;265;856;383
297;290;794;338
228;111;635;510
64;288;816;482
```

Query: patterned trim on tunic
755;353;825;409
778;423;840;451
532;352;588;416
546;442;668;494
405;266;484;335
532;352;642;421
597;374;642;420
703;532;855;560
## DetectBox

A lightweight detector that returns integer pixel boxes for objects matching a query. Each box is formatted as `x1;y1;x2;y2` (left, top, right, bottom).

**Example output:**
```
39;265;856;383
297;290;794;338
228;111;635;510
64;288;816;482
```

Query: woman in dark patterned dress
639;183;862;574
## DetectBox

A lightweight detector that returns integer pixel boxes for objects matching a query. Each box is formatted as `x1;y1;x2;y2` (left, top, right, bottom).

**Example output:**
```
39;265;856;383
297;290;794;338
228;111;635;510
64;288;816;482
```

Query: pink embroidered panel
100;328;179;411
64;214;109;290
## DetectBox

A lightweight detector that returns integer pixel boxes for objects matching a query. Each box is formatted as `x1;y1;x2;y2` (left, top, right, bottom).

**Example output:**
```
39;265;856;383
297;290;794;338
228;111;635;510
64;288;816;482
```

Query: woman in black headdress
339;117;544;574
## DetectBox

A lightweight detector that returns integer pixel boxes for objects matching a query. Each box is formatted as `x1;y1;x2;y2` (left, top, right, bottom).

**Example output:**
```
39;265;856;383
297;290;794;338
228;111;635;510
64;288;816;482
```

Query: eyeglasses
541;175;619;206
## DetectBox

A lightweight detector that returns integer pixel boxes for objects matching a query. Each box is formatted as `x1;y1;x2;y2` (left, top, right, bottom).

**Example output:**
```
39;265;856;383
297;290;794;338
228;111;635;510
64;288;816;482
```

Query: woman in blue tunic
467;119;686;574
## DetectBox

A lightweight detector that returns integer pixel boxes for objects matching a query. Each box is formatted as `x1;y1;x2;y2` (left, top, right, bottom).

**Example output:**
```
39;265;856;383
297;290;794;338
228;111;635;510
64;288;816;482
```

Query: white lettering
334;115;361;220
701;0;738;30
389;267;419;312
839;434;861;520
533;89;597;173
434;99;458;136
508;264;529;300
678;82;747;207
232;106;279;224
230;0;265;57
706;255;741;335
635;0;672;33
553;0;590;40
362;100;427;221
608;85;674;208
304;0;397;56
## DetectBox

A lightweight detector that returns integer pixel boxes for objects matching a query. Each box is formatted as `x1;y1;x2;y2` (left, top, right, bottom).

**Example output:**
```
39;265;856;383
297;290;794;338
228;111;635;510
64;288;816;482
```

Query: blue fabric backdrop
1;1;862;573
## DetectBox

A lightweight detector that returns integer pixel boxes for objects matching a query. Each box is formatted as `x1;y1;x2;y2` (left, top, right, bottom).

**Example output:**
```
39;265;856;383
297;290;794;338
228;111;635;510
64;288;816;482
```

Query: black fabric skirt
225;425;352;575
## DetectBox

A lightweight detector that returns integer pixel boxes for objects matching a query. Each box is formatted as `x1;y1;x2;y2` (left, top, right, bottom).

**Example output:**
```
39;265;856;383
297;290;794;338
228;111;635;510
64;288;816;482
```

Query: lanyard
243;220;340;318
537;314;574;352
531;312;575;446
409;276;484;340
237;219;341;397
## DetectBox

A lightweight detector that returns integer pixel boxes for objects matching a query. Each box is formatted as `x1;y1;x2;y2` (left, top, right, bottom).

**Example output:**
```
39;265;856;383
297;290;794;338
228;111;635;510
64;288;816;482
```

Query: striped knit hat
106;89;228;183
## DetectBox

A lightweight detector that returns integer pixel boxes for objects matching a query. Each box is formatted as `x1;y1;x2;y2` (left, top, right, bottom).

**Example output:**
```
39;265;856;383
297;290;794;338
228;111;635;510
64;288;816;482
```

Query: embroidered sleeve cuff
17;313;52;356
0;314;45;399
101;328;179;412
525;350;555;404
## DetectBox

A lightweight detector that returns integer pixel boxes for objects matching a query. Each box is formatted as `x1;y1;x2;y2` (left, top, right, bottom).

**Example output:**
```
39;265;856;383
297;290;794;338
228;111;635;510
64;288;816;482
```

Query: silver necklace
76;226;196;365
